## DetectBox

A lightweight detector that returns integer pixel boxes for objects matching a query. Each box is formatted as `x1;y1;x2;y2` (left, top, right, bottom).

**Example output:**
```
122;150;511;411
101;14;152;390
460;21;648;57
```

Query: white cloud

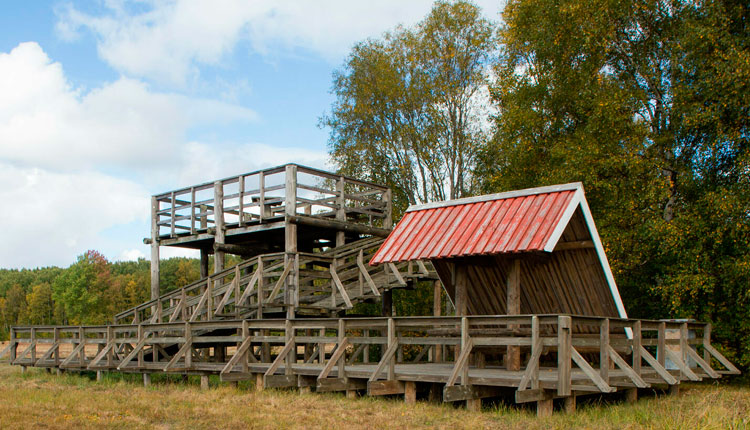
56;0;503;85
0;41;324;268
0;162;149;268
0;42;256;172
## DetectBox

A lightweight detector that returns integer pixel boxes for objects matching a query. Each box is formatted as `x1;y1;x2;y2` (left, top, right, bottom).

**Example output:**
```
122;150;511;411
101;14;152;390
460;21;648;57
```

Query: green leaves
483;0;750;368
322;1;498;214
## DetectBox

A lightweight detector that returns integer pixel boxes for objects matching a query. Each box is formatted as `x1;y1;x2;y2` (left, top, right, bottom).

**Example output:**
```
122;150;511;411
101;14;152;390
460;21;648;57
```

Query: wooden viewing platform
1;315;739;416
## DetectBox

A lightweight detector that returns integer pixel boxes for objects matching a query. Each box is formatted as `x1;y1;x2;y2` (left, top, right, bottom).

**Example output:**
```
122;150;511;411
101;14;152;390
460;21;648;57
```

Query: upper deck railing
151;164;393;241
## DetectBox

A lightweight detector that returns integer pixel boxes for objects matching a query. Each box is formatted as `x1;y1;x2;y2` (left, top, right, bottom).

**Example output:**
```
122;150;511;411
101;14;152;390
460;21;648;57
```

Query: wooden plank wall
435;209;619;319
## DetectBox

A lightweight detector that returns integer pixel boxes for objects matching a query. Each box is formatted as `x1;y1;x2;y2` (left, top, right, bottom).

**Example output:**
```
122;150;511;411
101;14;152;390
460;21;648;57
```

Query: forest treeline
1;0;747;370
0;251;210;338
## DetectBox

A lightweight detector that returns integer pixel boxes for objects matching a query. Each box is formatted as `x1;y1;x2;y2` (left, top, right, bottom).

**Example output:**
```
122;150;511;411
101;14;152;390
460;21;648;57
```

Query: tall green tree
482;0;749;366
323;0;498;214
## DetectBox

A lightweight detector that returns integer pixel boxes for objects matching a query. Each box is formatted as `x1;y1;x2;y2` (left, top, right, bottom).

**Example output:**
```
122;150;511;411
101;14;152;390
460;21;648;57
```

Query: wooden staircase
114;237;437;324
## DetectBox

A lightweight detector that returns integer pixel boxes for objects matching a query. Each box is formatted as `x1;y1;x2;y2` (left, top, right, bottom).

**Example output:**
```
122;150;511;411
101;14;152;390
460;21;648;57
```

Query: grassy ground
0;363;747;429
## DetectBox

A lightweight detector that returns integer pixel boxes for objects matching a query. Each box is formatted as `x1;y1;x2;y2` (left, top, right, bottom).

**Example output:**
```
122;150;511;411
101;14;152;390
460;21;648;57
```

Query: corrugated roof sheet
370;185;578;264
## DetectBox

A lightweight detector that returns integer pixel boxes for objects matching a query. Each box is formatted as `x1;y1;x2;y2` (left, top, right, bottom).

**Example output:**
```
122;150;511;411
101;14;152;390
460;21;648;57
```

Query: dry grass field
0;362;747;430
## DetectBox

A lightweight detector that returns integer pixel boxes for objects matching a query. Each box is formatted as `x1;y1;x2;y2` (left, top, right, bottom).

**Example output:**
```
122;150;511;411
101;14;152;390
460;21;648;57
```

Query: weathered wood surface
118;237;437;324
7;315;736;414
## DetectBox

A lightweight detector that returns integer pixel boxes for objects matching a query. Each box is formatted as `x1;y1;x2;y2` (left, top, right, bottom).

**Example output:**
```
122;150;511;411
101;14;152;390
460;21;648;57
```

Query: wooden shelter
371;183;628;319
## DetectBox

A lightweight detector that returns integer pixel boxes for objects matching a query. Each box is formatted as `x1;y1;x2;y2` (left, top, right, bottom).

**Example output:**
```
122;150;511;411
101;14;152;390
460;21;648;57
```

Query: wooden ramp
5;315;739;416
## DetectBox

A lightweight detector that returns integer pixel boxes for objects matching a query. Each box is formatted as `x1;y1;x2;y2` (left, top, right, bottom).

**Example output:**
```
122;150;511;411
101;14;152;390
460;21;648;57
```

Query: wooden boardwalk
2;315;739;415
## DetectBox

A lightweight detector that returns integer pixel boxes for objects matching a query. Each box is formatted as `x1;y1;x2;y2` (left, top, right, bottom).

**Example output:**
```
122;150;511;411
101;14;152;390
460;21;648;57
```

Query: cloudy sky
0;0;502;269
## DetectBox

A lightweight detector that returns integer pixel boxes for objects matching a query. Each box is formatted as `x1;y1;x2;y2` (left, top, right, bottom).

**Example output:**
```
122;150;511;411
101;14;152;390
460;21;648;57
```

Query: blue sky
0;0;501;269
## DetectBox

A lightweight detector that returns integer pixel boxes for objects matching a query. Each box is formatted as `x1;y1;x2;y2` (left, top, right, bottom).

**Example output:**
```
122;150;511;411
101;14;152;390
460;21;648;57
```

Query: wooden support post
30;328;36;365
404;381;416;404
625;388;638;403
79;327;86;367
143;373;151;387
703;324;712;364
657;321;666;367
96;371;103;382
564;395;576;414
150;196;160;301
383;188;392;229
466;398;481;412
454;264;468;316
632;320;642;376
255;373;264;392
433;281;442;363
669;384;680;396
53;327;60;366
336;176;346;247
286;320;295;376
387;318;396;380
213;181;226;272
137;324;144;368
600;318;610;384
381;289;393;317
284;164;298;319
201;375;209;390
506;259;521;371
9;328;16;363
199;249;209;279
537;398;553;417
557;316;572;396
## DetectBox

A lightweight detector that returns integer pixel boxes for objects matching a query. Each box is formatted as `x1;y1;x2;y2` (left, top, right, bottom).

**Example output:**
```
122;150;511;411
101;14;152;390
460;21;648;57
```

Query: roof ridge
405;182;583;212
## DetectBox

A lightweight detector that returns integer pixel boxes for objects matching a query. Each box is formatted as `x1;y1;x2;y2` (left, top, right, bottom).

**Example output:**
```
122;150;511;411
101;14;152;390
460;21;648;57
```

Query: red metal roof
370;184;579;264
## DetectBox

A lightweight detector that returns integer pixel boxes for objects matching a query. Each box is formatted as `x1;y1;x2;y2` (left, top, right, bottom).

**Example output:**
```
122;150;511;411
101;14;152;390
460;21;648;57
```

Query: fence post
600;318;609;384
557;316;572;396
632;320;642;376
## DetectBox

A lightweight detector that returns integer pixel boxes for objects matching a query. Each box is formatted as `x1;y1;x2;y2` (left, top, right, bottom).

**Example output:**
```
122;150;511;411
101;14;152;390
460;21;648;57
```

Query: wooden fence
3;315;739;415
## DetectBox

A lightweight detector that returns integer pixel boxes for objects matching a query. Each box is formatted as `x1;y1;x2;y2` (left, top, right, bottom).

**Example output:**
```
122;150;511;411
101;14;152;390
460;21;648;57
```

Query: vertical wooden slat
30;328;36;364
242;320;249;374
657;321;666;367
632;320;642;376
557;315;572;396
239;175;245;226
170;192;176;238
286;320;294;376
106;326;114;368
338;319;346;378
336;176;346;247
185;322;192;368
383;188;392;229
387;318;395;380
137;324;144;368
53;327;60;366
461;317;470;384
214;181;225;274
284;165;298;319
190;187;196;234
257;256;264;319
433;281;442;363
79;326;85;367
531;316;540;389
599;318;609;384
259;170;266;222
150;196;160;302
703;323;712;364
9;327;16;362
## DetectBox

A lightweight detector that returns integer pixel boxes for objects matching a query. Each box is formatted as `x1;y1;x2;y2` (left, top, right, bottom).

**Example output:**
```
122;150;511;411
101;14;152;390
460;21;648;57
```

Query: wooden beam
287;215;391;238
554;240;595;251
